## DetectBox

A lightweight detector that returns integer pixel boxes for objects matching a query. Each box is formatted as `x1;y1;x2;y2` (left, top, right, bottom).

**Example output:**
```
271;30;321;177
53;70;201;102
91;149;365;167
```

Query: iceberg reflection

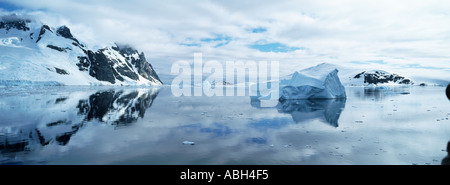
251;97;346;127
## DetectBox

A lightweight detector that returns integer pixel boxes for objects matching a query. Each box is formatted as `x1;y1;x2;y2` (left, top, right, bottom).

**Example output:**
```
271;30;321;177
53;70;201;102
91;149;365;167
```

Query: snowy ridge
0;14;162;86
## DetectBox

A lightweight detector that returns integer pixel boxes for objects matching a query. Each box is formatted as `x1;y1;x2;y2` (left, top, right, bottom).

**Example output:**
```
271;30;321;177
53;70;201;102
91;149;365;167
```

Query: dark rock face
55;132;74;145
36;25;52;43
54;67;69;75
354;71;365;79
0;20;30;31
0;14;30;31
353;71;412;85
87;50;119;84
76;56;90;71
56;25;81;45
116;44;162;84
47;44;70;52
134;53;161;82
56;26;74;40
86;48;144;84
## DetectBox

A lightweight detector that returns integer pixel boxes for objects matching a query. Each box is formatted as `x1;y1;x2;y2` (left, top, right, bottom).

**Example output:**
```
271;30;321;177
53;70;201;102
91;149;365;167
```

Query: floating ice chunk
251;68;346;100
182;141;195;145
280;69;346;99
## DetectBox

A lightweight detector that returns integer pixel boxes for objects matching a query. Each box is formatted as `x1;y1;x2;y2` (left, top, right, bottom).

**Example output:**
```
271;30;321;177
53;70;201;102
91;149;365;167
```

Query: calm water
0;85;449;165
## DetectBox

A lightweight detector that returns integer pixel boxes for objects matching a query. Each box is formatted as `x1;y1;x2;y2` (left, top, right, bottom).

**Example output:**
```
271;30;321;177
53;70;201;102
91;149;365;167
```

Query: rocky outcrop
116;44;162;84
36;24;52;43
0;14;30;31
353;71;412;85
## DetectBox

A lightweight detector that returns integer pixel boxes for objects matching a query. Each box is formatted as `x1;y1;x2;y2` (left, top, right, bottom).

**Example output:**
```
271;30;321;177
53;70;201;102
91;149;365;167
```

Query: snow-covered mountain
300;63;415;86
0;14;162;86
350;70;411;85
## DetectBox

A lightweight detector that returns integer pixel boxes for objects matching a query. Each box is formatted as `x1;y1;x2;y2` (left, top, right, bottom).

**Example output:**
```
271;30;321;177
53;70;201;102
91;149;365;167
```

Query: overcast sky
1;0;449;80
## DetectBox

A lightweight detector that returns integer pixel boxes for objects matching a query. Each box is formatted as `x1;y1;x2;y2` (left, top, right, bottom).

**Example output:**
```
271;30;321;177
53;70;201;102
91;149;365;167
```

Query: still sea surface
0;85;449;165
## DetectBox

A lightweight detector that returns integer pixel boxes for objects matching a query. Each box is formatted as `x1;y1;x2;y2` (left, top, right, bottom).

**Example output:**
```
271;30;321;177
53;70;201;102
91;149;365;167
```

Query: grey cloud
2;0;450;78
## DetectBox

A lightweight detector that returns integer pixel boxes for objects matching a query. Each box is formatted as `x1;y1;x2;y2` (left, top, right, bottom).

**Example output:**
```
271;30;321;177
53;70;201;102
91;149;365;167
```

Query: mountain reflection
77;89;158;125
351;86;410;101
251;97;346;127
0;88;159;157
